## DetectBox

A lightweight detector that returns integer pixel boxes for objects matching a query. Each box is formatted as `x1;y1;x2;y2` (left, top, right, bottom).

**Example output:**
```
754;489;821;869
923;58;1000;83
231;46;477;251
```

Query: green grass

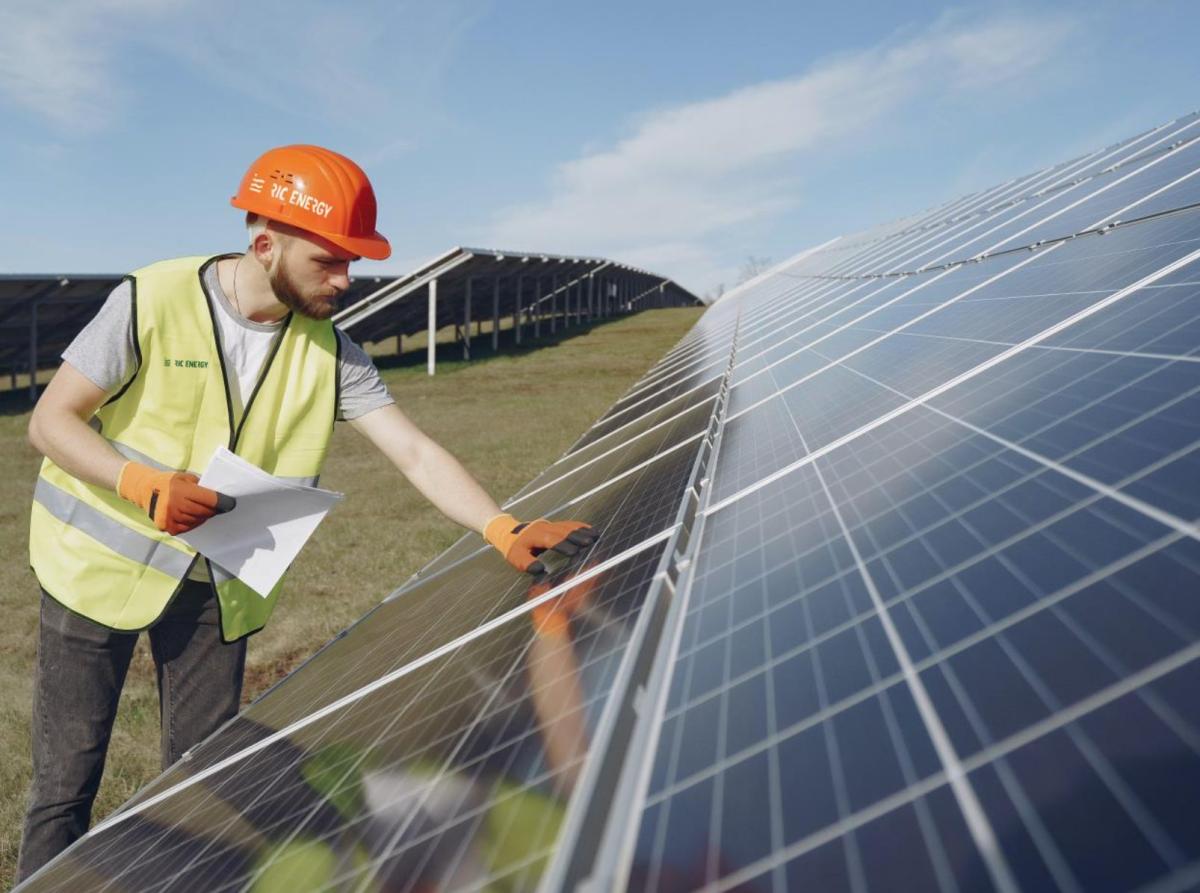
0;306;703;887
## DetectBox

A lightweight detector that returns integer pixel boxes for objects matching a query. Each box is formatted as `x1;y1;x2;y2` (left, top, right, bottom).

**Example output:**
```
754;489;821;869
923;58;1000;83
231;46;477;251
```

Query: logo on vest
163;357;209;369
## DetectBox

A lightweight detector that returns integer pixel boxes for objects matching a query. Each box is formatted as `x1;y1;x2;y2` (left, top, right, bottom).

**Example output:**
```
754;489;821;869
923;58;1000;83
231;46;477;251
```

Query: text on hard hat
268;182;335;219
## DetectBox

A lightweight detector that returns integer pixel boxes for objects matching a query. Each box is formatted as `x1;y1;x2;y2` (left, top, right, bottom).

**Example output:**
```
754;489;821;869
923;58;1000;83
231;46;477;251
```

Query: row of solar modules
627;112;1200;892
19;110;1200;891
0;274;396;387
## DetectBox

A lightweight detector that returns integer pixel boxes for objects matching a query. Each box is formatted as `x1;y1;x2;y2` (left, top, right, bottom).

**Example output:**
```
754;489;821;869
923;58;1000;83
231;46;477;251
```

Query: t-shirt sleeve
335;329;395;421
60;279;137;395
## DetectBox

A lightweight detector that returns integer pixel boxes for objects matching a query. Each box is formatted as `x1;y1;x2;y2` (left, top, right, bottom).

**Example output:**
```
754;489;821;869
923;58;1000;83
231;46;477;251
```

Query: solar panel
18;110;1200;892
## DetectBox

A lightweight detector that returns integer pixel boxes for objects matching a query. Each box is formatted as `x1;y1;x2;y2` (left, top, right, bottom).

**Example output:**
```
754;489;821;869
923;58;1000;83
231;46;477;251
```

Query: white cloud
0;0;478;137
481;12;1078;293
0;0;182;131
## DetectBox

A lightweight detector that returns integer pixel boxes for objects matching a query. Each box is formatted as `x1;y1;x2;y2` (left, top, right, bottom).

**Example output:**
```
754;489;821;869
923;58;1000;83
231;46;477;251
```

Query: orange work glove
484;512;599;574
116;461;236;535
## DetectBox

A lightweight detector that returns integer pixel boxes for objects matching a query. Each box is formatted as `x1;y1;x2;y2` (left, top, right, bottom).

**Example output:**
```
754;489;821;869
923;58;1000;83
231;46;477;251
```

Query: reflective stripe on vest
29;255;338;640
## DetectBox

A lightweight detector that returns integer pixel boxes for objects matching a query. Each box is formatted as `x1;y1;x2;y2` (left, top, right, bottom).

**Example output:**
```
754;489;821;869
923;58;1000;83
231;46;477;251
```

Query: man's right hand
116;461;235;535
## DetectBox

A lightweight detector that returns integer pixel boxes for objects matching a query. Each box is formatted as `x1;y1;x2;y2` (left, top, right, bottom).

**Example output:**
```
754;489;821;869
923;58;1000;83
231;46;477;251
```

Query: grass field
0;305;704;888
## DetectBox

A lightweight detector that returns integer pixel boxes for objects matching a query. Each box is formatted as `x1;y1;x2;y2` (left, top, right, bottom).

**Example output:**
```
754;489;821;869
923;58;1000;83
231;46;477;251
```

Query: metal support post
550;276;558;334
28;298;39;401
514;275;524;345
492;277;501;351
427;278;438;376
535;279;542;338
588;274;595;321
463;277;472;360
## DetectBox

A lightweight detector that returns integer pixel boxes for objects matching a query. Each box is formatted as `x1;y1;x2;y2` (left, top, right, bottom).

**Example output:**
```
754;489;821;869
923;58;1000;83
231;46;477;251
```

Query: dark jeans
16;582;247;883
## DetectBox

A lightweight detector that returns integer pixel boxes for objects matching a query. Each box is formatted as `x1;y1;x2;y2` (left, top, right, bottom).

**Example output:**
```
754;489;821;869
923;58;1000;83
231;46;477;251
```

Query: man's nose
329;269;351;291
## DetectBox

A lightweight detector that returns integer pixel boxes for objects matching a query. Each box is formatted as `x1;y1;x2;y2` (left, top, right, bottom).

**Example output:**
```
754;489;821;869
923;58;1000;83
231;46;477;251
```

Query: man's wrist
483;511;518;546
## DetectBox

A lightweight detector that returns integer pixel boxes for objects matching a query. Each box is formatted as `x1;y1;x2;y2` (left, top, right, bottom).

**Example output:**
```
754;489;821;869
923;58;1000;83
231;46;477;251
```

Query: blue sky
2;0;1198;298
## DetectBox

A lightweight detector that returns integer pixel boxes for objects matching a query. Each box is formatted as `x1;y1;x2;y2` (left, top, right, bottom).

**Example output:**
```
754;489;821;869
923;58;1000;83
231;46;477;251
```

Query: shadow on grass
0;387;40;416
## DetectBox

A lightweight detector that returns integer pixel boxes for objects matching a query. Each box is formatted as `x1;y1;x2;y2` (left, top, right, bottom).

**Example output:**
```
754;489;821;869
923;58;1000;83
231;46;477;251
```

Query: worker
16;144;599;882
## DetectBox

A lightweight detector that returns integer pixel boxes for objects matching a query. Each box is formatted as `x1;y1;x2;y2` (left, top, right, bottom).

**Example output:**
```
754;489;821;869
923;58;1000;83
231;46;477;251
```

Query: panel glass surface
512;381;719;503
28;544;672;893
634;400;1200;892
568;370;723;454
983;134;1200;254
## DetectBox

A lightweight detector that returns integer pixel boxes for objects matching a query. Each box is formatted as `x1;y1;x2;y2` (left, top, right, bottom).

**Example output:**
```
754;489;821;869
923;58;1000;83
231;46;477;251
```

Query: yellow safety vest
29;255;339;641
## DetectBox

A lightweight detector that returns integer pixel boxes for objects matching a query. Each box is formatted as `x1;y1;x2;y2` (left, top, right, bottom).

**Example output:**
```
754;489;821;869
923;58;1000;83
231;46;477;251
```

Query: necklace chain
231;255;243;316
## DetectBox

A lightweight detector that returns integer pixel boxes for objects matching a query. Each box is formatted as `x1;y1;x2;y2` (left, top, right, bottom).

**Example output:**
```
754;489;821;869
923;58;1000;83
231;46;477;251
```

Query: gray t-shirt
62;261;394;422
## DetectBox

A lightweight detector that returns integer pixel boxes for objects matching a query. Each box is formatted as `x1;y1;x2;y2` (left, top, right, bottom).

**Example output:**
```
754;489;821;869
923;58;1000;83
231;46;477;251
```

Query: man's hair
246;212;269;247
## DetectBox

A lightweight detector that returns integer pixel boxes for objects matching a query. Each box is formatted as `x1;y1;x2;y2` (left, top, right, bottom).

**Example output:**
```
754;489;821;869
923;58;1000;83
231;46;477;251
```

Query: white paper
178;447;343;598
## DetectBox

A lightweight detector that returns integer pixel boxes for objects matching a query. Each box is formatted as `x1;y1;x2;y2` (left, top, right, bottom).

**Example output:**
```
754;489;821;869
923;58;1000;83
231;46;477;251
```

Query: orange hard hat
230;144;391;260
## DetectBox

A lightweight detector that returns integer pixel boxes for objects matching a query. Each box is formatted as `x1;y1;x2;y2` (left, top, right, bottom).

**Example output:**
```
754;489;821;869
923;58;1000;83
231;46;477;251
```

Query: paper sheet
177;447;343;598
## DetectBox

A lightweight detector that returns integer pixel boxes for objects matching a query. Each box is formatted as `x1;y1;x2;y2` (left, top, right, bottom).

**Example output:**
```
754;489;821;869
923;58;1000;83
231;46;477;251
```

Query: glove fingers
180;484;221;511
526;559;546;575
552;538;581;557
165;516;196;535
182;492;220;513
565;528;599;547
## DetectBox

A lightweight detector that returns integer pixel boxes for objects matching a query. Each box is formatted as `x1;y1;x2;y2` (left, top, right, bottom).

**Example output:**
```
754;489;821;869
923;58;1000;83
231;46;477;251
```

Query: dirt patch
241;647;310;705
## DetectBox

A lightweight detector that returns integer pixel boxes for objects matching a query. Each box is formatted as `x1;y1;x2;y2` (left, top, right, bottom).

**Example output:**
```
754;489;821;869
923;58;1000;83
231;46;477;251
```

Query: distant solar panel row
18;111;1200;892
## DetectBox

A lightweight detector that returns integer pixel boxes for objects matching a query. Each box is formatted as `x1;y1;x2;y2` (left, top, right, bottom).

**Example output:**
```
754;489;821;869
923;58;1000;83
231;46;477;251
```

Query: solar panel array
19;110;1200;892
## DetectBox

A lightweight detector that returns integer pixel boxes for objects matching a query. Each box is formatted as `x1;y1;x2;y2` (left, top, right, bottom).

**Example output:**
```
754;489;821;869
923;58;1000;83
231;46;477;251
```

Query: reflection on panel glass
130;439;703;800
570;369;723;454
512;380;719;501
506;403;713;522
27;544;670;893
418;401;713;581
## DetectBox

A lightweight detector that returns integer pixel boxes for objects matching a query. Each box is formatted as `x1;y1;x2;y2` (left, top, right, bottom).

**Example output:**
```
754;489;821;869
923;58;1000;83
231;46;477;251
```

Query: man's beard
269;257;341;320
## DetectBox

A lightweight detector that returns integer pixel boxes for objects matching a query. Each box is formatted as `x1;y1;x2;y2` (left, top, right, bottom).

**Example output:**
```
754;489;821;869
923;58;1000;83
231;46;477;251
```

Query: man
17;144;597;881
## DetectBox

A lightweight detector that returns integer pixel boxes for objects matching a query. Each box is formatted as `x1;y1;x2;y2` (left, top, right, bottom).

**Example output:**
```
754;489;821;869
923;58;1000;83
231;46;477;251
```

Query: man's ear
251;230;276;265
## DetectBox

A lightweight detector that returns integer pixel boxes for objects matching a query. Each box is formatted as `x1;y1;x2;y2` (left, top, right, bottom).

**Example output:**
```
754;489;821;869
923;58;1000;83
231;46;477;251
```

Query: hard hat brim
316;228;392;261
231;197;392;260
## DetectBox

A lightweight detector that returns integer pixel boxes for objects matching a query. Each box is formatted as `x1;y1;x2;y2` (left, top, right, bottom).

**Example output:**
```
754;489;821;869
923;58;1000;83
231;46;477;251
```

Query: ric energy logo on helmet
231;144;392;260
255;175;336;220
